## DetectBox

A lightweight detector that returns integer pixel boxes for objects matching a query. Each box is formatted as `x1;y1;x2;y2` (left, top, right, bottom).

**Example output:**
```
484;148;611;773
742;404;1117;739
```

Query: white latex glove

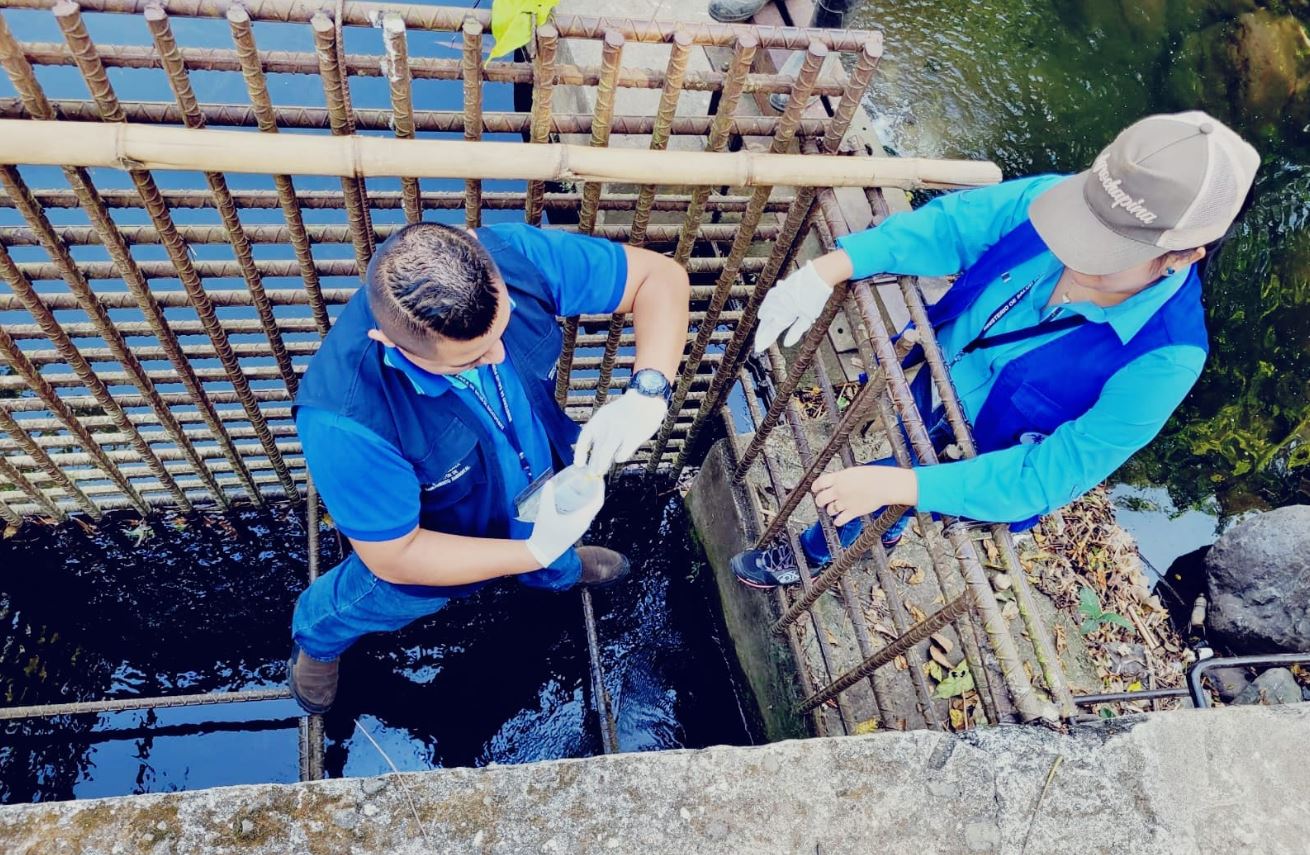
525;477;605;567
574;389;669;475
753;261;833;353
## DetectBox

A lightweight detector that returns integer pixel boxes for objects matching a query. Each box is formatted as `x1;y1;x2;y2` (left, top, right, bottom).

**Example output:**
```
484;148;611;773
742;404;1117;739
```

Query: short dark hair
366;222;501;342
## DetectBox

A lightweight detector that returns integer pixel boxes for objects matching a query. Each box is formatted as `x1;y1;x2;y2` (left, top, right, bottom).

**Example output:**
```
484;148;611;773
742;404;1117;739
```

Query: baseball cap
1029;111;1259;275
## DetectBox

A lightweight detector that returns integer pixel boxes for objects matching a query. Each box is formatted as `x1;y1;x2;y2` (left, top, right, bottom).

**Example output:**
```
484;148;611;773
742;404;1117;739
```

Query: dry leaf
907;566;926;586
2;522;18;539
931;632;954;655
907;603;927;623
930;645;955;670
894;655;909;671
853;718;879;735
949;707;967;730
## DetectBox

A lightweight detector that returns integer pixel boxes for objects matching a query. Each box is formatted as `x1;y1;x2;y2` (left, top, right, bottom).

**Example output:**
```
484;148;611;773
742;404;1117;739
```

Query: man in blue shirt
730;111;1259;588
289;221;689;712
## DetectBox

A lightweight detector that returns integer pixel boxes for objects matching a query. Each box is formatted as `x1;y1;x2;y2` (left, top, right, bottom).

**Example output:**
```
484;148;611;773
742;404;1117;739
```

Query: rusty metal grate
0;0;1082;766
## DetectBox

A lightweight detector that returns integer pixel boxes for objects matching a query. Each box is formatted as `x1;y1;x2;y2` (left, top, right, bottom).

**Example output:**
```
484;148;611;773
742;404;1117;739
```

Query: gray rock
1205;505;1310;654
1207;666;1253;703
1233;668;1303;706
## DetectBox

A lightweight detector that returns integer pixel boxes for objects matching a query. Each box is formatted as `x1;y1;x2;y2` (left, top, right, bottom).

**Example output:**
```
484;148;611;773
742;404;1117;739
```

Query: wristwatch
628;368;673;403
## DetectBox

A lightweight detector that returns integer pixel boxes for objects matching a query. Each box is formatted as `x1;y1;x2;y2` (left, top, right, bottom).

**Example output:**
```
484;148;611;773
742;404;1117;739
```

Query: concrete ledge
4;705;1308;854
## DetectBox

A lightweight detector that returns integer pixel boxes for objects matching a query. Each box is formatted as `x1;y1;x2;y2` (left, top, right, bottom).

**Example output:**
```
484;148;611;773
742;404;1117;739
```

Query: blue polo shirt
835;175;1207;523
298;223;627;542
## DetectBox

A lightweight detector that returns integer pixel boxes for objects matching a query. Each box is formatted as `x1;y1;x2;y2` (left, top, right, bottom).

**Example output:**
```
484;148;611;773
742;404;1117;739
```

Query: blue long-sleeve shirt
835;175;1207;523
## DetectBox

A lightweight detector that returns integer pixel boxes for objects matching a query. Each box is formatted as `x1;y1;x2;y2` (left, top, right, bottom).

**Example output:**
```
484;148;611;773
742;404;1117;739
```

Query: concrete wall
3;705;1307;854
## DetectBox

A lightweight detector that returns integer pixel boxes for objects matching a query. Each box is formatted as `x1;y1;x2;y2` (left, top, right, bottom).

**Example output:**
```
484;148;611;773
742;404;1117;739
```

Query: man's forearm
352;528;542;586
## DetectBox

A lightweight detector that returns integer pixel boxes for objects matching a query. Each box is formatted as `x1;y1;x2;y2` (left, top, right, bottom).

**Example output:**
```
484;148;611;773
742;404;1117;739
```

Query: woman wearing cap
731;111;1260;589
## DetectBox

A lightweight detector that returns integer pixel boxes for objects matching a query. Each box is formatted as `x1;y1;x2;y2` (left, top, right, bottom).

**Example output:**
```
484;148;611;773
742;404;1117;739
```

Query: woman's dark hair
366;222;501;343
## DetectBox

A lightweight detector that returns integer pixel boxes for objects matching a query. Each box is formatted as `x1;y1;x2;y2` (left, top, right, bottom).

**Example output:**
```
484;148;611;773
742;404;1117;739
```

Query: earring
1165;266;1177;275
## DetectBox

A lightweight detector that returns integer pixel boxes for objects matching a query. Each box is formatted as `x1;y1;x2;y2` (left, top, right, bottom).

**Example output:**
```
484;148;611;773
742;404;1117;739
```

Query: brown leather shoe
576;545;631;588
288;645;338;714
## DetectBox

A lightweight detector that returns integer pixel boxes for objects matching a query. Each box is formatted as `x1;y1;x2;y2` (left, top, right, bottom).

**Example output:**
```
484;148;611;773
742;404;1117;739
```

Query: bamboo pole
0;187;794;213
0;120;1003;189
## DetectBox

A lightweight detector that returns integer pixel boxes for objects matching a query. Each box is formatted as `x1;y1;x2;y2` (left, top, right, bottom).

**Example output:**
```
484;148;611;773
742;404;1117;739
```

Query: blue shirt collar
1049;263;1192;345
378;296;518;395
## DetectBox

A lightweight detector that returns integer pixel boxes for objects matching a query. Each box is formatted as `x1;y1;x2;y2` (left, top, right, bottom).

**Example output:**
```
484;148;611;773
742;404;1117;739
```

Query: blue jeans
799;457;911;566
292;547;582;660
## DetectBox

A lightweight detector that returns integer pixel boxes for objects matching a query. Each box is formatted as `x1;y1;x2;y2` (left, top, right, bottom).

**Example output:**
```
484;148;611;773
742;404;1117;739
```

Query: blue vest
295;227;580;596
910;219;1208;528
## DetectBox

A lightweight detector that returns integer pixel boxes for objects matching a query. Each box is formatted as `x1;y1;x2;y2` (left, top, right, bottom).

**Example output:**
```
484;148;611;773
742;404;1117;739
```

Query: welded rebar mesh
0;2;878;517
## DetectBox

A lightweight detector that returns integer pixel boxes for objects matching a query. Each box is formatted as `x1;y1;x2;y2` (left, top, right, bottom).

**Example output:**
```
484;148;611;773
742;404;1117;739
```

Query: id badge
513;470;553;523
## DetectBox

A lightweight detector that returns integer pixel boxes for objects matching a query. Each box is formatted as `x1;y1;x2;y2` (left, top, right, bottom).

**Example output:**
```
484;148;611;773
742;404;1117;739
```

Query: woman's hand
811;466;918;527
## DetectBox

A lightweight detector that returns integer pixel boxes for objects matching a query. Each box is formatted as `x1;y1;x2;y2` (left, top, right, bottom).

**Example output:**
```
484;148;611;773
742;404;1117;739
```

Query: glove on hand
752;261;833;353
524;477;605;567
574;389;669;475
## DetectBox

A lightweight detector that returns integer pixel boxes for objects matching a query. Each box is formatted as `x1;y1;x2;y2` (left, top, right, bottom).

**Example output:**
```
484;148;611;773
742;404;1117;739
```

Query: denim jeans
291;546;582;660
799;457;911;566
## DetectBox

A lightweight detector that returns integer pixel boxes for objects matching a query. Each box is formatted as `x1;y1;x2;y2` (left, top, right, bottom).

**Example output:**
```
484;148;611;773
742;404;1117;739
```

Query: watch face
633;369;670;399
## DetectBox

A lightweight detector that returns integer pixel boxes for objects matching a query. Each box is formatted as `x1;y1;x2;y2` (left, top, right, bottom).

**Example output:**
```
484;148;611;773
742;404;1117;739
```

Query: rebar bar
0;688;294;721
311;11;374;270
461;19;484;229
226;5;330;336
0;405;101;519
524;24;559;226
380;13;422;224
0;453;65;521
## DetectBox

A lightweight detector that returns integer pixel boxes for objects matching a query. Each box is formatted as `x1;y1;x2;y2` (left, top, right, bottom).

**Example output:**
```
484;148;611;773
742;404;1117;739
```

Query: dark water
0;480;758;803
851;0;1310;568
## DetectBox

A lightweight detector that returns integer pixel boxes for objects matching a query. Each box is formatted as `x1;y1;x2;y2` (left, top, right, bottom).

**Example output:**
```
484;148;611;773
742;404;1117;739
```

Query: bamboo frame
0;119;1002;189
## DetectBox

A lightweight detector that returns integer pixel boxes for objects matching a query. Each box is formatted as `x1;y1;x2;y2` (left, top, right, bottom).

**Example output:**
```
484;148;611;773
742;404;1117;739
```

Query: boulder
1233;667;1303;705
1205;504;1310;653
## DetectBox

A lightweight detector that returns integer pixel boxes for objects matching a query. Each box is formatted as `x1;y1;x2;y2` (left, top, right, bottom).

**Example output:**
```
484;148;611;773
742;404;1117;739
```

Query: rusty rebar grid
673;36;883;471
647;41;826;472
0;439;70;520
147;4;299;397
225;5;330;337
734;371;857;733
9;38;856;96
0;405;101;519
524;24;559;226
834;231;1054;723
51;0;295;503
799;594;971;713
1;0;879;51
461;19;484;229
720;381;830;736
555;29;624;408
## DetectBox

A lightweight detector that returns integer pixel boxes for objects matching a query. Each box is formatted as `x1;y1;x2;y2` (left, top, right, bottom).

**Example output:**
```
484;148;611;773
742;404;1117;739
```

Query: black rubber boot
288;645;339;715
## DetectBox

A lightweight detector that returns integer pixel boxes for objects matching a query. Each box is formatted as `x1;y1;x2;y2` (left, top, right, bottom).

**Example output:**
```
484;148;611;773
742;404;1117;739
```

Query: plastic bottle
516;465;603;522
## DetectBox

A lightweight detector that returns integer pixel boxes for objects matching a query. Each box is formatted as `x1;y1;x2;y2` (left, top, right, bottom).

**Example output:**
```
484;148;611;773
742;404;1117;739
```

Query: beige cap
1029;111;1259;275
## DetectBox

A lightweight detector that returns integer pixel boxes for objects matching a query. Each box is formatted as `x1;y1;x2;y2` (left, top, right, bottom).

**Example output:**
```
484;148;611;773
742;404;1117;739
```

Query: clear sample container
514;465;603;522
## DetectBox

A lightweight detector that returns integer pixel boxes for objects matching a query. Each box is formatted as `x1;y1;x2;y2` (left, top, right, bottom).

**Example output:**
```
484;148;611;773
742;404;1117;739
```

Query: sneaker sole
734;574;779;590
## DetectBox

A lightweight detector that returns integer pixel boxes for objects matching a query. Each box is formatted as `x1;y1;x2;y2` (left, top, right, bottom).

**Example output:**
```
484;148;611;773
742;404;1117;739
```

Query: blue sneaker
731;539;802;589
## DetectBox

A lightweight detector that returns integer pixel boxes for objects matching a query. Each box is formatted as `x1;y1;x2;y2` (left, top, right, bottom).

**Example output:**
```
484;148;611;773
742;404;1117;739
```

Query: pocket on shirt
1008;381;1065;442
412;428;485;510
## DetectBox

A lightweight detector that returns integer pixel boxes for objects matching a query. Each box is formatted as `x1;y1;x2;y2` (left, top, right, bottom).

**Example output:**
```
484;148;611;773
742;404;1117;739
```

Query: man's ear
367;328;395;347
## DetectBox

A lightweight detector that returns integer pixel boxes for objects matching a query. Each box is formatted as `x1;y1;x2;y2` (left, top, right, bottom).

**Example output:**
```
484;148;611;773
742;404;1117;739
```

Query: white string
353;718;435;848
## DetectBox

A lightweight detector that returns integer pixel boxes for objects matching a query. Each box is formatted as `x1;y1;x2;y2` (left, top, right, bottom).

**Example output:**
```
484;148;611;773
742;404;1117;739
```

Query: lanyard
449;365;534;481
949;274;1082;367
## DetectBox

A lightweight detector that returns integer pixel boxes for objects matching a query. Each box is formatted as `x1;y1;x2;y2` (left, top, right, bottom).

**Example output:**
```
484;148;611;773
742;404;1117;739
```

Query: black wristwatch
628;368;673;403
